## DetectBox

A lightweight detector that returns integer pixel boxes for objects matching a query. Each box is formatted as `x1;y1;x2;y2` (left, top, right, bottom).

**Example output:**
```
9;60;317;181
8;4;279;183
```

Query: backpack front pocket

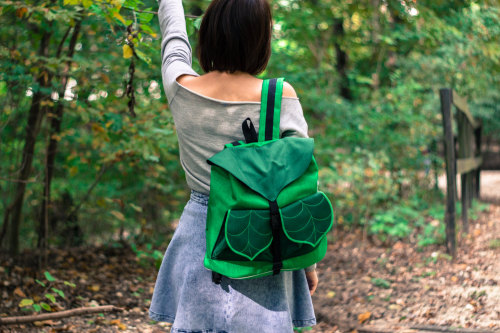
211;192;333;262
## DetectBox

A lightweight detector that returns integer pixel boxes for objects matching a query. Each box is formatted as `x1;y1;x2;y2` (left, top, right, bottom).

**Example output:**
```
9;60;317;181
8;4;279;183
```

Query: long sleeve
158;0;199;104
280;98;309;138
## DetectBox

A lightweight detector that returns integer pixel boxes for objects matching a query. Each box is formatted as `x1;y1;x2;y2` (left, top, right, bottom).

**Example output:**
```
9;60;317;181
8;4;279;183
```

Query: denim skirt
149;190;316;332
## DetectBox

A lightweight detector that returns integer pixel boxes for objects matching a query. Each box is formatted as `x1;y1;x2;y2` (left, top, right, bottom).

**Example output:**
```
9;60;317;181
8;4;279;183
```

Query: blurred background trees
0;0;498;256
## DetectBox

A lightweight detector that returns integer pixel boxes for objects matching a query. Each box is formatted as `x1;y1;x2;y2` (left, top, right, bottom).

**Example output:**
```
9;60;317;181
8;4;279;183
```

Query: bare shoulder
176;74;198;86
282;81;298;98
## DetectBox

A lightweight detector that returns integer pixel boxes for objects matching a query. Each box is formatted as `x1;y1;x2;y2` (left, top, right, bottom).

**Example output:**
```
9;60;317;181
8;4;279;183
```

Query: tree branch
56;25;72;58
0;305;124;325
64;163;110;221
121;6;200;18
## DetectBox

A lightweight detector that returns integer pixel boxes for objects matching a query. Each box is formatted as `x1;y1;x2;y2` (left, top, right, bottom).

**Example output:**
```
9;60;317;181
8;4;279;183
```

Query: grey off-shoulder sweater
158;0;309;195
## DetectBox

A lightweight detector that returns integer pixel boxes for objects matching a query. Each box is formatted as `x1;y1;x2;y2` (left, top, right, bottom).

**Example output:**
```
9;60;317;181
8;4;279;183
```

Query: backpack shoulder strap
258;78;284;142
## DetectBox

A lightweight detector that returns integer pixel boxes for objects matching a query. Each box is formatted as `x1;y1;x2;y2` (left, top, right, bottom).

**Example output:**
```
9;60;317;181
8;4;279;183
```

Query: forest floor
1;174;499;333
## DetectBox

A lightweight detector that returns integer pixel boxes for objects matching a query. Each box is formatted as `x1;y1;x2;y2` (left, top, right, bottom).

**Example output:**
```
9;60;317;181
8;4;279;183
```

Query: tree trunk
333;18;352;100
7;25;53;255
38;20;82;257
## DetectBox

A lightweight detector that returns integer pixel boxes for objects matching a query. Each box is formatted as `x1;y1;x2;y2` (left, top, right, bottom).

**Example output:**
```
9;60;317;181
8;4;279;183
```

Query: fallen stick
358;327;395;333
410;325;495;333
0;305;124;325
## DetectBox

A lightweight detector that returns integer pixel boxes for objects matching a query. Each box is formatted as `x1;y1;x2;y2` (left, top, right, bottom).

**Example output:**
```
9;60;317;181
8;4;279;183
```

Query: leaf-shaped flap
281;192;333;247
208;137;314;201
225;209;273;261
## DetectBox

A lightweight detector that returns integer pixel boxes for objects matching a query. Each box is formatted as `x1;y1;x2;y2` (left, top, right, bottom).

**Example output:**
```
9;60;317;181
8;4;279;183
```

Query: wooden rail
439;89;482;258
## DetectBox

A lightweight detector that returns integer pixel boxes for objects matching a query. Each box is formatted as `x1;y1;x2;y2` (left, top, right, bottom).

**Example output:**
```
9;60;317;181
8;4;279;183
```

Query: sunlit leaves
137;9;153;24
123;44;133;58
135;49;151;64
44;271;56;282
113;11;126;25
40;302;51;311
111;210;125;221
51;288;65;298
35;279;46;287
18;299;34;307
45;293;56;303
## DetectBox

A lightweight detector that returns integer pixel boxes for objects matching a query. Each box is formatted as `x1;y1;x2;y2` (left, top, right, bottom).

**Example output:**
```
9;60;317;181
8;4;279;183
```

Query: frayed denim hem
149;309;175;323
293;318;316;327
149;310;315;330
170;328;228;333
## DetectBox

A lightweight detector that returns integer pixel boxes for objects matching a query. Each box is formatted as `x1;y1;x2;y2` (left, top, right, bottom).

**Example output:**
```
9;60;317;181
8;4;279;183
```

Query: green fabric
258;80;269;142
280;192;333;247
225;209;273;261
212;192;333;263
204;76;333;280
208;137;314;201
205;156;321;278
272;78;284;140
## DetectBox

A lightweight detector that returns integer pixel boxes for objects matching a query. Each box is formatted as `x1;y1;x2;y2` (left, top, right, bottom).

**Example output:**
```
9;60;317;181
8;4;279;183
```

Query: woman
149;0;319;331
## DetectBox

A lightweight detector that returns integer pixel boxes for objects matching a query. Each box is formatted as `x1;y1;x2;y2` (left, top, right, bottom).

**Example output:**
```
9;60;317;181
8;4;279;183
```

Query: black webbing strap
212;271;223;284
268;200;283;275
242;117;258;143
230;140;242;146
264;79;277;141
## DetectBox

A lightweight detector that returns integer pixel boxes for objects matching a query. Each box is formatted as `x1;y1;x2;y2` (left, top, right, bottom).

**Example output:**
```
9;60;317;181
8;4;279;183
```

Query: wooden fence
439;89;483;258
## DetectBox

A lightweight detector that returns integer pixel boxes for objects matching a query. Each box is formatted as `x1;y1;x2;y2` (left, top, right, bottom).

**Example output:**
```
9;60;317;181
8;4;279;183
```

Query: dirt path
310;204;500;333
1;205;498;333
1;173;499;332
438;171;500;203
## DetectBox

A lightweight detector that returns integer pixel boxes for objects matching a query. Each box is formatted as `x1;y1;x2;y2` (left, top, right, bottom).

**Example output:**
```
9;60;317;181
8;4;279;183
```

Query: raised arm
158;0;199;103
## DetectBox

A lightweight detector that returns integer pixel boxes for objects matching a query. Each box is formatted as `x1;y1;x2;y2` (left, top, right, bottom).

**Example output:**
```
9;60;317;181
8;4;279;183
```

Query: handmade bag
204;78;334;282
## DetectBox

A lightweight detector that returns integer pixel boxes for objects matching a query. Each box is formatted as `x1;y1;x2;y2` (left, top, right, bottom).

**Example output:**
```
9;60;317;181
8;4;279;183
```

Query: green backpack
204;78;334;282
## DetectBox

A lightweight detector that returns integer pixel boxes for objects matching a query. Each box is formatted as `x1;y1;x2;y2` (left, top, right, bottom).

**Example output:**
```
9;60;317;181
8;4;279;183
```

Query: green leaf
151;128;173;135
35;279;46;287
135;49;151;65
64;281;76;288
129;203;143;212
45;293;56;303
44;271;56;282
371;278;391;289
40;302;51;311
0;81;7;96
82;0;92;9
137;10;154;24
140;24;157;38
51;288;65;299
194;17;202;30
18;299;34;307
33;304;41;312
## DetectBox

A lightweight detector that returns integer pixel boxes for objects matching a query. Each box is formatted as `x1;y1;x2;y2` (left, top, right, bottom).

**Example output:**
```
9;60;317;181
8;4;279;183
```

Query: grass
489;238;500;249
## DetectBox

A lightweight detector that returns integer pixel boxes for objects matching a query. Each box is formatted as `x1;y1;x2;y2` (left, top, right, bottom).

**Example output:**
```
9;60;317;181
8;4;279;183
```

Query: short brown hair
197;0;272;75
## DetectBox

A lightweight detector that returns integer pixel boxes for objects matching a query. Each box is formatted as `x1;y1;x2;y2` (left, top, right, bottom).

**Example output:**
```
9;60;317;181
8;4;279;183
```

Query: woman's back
149;0;318;331
169;74;308;194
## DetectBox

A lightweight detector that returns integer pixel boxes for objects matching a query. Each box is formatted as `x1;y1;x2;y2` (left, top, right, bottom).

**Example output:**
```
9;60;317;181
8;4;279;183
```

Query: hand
305;270;318;296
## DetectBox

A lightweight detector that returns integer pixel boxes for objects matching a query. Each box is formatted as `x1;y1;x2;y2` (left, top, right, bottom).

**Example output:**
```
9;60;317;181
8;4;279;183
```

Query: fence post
439;88;456;258
475;122;482;199
457;112;469;234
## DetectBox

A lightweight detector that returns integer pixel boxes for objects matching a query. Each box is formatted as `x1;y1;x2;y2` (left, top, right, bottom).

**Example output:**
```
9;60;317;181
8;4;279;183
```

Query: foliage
0;0;498;253
131;242;164;269
17;271;76;313
371;277;391;289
